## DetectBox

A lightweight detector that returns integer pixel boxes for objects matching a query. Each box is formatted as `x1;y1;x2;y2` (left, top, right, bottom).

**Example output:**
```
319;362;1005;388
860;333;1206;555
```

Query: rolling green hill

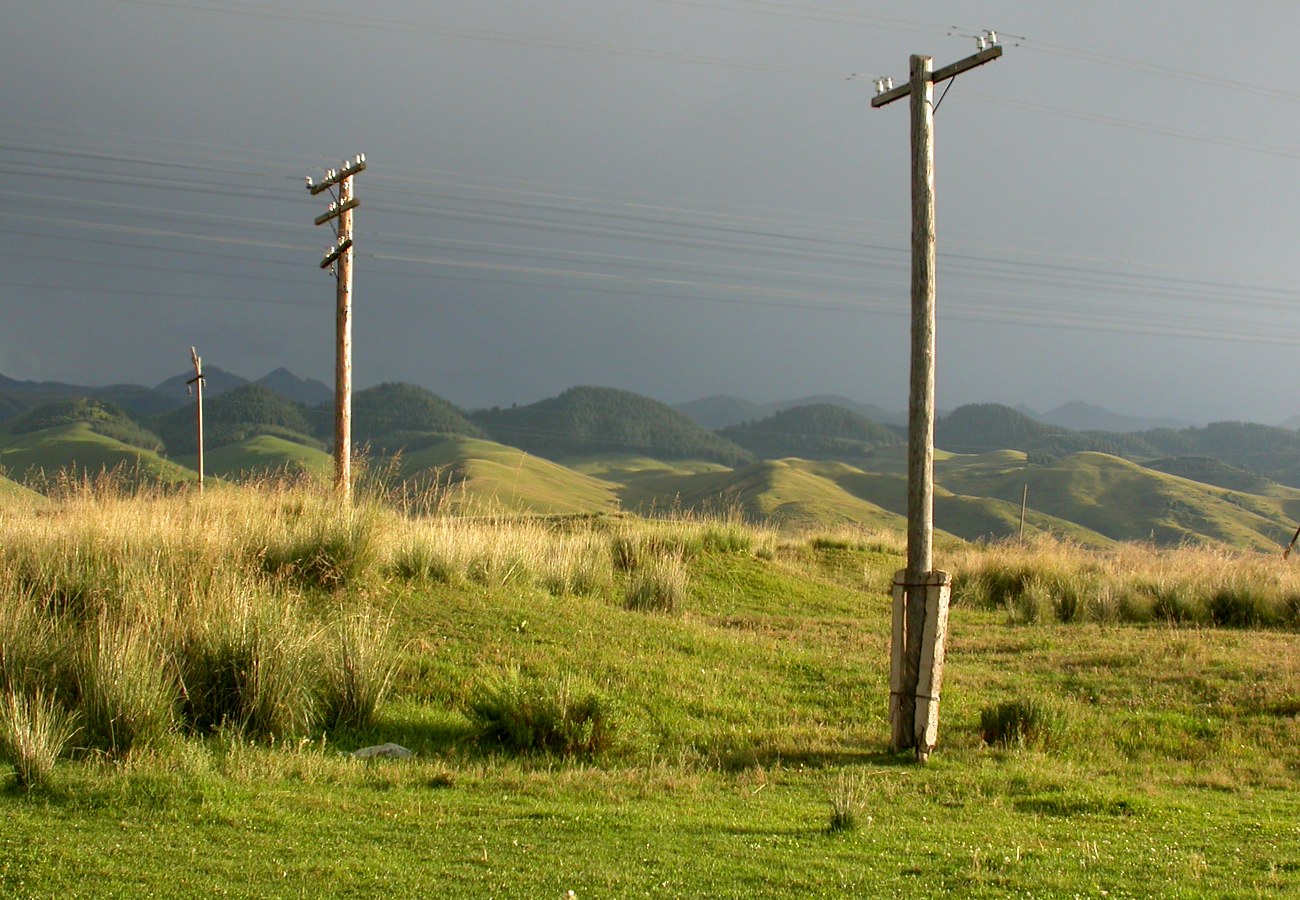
180;435;333;481
1141;455;1277;494
472;386;752;466
0;422;196;488
153;385;322;456
935;403;1156;459
719;403;901;460
937;450;1294;549
350;383;484;453
0;398;164;453
396;436;620;515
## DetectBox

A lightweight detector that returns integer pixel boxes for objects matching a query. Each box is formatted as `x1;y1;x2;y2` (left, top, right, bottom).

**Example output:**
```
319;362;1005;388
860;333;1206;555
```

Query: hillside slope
397;436;620;515
0;422;195;488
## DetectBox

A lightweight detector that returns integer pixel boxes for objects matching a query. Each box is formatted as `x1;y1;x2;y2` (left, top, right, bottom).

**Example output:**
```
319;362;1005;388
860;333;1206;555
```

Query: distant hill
673;395;768;430
152;384;321;455
1037;401;1194;434
254;368;332;407
0;422;195;489
936;403;1070;454
183;435;332;481
1;398;164;453
1141;456;1276;494
154;365;249;402
473;386;753;466
0;374;176;418
719;404;901;460
1139;421;1300;489
675;394;904;429
395;435;620;515
936;403;1155;459
937;450;1291;550
351;383;485;453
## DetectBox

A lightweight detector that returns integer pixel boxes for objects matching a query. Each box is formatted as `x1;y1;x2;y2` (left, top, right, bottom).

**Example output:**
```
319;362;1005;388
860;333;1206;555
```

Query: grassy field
1;482;1300;896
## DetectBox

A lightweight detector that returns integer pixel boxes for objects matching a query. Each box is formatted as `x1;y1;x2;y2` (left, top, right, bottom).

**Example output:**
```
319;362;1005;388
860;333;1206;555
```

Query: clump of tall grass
827;771;869;834
0;689;79;791
0;579;66;697
320;610;394;731
254;492;387;591
77;616;176;755
469;668;616;756
390;517;615;597
624;553;689;613
171;592;317;741
947;537;1300;630
979;698;1068;750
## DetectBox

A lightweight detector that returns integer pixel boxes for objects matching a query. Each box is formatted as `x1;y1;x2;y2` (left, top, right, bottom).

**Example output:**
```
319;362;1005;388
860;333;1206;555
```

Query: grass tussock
827;771;869;834
0;689;79;790
469;668;616;756
78;615;176;755
321;610;394;732
979;698;1069;750
948;536;1300;629
624;553;689;613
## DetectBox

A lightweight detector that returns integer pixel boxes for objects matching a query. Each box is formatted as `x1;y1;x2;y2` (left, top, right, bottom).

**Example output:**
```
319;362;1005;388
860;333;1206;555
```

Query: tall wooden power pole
872;40;1002;759
187;346;205;493
308;154;366;503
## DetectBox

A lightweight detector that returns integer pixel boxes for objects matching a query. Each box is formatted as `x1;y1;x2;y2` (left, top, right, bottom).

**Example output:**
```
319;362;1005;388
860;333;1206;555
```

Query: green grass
181;434;332;480
397;436;620;515
3;487;1300;894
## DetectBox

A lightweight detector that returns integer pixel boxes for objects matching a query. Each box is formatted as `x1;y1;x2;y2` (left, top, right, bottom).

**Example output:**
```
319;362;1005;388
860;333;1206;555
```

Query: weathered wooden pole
873;40;1002;760
309;154;366;503
187;347;205;493
334;173;354;502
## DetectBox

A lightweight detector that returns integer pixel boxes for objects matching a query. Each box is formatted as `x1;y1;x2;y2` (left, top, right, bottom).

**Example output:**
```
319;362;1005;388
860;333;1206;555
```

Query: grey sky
3;1;1299;424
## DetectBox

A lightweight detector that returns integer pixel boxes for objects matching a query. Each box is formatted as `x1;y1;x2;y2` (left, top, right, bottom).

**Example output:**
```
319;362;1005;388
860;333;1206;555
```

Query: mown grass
1;480;1300;895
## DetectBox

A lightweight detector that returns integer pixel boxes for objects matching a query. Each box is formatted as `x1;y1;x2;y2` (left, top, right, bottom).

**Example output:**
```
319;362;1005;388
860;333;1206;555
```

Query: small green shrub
469;668;615;756
0;689;79;791
979;698;1067;750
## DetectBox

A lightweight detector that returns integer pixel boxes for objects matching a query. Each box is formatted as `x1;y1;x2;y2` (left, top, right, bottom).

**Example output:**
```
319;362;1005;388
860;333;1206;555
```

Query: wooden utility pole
308;154;366;503
873;39;1002;760
187;347;205;493
1020;483;1029;542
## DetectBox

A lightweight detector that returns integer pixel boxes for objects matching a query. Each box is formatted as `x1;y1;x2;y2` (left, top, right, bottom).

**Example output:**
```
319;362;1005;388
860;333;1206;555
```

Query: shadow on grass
330;708;476;758
717;745;917;772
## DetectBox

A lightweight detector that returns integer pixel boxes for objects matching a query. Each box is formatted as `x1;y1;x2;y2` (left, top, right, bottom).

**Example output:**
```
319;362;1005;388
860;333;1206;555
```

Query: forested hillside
472;386;752;465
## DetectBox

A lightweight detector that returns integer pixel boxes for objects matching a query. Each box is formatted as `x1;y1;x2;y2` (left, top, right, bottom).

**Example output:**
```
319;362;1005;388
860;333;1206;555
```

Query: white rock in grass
347;743;414;760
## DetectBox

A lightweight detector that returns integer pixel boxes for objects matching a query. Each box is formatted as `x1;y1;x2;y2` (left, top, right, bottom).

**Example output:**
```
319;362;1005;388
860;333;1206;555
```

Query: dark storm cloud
3;1;1299;424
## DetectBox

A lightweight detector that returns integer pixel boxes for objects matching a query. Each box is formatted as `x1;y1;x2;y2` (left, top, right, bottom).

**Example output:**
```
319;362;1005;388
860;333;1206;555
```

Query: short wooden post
891;569;951;759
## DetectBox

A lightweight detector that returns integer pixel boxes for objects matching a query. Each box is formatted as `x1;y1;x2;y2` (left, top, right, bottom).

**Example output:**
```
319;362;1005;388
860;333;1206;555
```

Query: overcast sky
4;1;1299;424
